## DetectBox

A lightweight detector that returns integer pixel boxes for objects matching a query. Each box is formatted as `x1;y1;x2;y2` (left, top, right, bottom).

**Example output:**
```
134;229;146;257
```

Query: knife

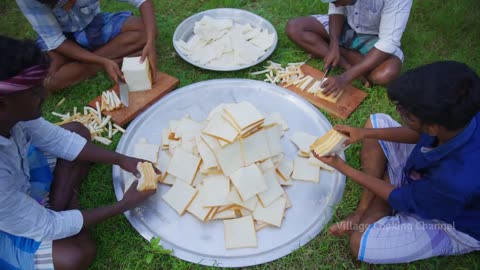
119;82;129;107
320;64;332;83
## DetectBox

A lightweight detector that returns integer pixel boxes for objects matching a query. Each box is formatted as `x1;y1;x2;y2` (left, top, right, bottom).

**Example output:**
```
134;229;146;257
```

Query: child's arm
335;124;420;146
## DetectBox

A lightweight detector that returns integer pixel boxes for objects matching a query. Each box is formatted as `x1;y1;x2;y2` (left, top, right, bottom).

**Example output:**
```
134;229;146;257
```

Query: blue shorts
0;146;55;270
313;14;404;62
358;114;480;264
36;11;132;51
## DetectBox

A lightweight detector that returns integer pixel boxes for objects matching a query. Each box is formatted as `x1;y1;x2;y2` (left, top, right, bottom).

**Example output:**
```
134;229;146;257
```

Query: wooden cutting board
280;64;367;120
88;71;179;126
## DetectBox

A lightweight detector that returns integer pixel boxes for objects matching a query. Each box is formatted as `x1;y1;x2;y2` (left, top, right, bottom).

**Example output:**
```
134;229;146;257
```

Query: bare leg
45;16;148;92
349;196;392;259
285;16;351;68
49;122;96;269
329;118;387;235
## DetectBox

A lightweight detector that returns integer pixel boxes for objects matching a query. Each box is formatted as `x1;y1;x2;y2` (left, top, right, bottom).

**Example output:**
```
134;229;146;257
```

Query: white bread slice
265;124;283;157
257;170;284;207
196;137;218;170
224;216;257;249
276;158;293;180
241;129;271;165
186;186;210;221
202;112;238;143
201;175;231;207
230;164;267;201
227;187;258;211
162;180;198;215
223;102;264;131
308;155;335;172
134;143;160;163
292;156;320;183
253;196;286;227
290;131;317;156
263;112;288;131
136;162;159;191
213;140;244;176
212;209;237;220
310;129;349;157
155;150;171;174
166;149;201;184
161;173;176;185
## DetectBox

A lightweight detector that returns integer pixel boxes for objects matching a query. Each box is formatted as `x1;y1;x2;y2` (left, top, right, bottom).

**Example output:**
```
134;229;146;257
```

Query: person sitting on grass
0;36;156;270
286;0;412;96
314;61;480;264
16;0;158;92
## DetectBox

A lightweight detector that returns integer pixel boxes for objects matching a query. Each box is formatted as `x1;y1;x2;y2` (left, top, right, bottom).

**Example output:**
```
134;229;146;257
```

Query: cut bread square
275;172;293;186
213;140;244;176
186;187;210;221
155;150;171;174
224;216;257;249
201;175;231;207
253;196;286;227
227;187;258;211
162;180;198;215
191;168;206;187
258;158;275;172
161;129;170;148
239;208;252;217
255;220;271;231
136;162;159;191
134;143;160;163
290;131;317;155
292;156;320;183
202;112;238;143
201;134;221;152
310;129;349;157
196;137;218;170
175;117;203;140
161;173;176;185
241;129;271;165
263;112;288;131
230;164;267;201
265;124;283;157
308;155;335;172
213;209;237;220
258;170;284;207
223;102;264;131
276;158;293;180
218;138;230;147
167;149;201;184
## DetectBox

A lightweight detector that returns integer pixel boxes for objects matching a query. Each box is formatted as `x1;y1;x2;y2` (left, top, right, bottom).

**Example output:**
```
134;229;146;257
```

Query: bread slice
310;129;349;157
213;140;244;176
162;180;198;215
202;112;238;143
166;149;201;184
292;156;320;183
308;155;335;172
136;162;159;191
134;143;160;163
257;170;284;207
229;164;267;201
290;131;317;157
223;102;264;131
227;187;259;211
201;175;231;207
224;216;257;249
241;129;271;165
253;196;286;227
186;186;210;221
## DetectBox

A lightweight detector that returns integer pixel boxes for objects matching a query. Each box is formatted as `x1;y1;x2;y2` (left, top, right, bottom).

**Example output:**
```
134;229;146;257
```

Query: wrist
116;199;129;213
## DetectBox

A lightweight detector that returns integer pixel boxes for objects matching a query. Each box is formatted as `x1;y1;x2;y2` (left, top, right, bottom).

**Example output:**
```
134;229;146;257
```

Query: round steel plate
172;8;278;71
113;79;346;267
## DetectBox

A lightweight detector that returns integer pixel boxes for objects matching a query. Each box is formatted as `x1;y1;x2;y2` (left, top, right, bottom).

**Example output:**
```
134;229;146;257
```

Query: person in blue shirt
314;61;480;264
16;0;158;92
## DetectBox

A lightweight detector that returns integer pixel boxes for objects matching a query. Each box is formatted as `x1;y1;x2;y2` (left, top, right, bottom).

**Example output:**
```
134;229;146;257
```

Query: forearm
54;39;106;66
339;164;395;201
76;141;125;165
328;14;344;47
342;48;391;81
362;126;420;144
81;201;126;228
139;0;157;45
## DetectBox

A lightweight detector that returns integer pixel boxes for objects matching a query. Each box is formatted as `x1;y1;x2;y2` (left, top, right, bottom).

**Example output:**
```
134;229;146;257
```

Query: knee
59;240;96;270
369;61;402;86
285;18;302;40
61;122;91;141
364;117;373;129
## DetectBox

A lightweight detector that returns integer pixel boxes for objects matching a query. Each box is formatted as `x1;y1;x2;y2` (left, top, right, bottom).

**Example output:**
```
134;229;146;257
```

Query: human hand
311;152;347;172
334;125;366;146
120;180;155;210
118;155;161;178
321;74;350;97
141;41;157;83
323;46;340;70
102;58;123;83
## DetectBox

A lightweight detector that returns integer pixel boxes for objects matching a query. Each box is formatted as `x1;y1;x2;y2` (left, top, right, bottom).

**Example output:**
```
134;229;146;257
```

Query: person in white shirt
0;36;156;270
286;0;412;96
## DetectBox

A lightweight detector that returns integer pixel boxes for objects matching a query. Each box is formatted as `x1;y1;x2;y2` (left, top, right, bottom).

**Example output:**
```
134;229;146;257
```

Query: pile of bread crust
130;101;347;249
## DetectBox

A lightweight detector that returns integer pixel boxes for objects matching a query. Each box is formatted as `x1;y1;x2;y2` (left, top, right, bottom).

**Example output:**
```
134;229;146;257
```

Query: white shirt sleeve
0;181;83;241
328;3;347;15
118;0;147;8
22;118;87;162
374;0;412;54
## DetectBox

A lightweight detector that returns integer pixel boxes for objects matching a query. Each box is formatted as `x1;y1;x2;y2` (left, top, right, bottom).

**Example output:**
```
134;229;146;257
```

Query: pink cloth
0;65;48;94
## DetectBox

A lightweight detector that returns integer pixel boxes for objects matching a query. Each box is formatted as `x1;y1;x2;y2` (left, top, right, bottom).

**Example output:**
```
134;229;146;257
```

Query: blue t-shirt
389;113;480;240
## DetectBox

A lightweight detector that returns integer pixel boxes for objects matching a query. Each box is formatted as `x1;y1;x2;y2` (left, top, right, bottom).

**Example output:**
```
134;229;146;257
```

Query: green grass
1;0;480;269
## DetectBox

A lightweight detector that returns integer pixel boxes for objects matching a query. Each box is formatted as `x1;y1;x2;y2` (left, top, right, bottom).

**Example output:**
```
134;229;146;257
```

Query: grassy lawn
1;0;480;269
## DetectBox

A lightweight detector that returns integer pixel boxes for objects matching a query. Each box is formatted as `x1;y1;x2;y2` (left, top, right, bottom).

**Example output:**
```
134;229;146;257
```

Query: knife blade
119;82;129;107
320;64;332;83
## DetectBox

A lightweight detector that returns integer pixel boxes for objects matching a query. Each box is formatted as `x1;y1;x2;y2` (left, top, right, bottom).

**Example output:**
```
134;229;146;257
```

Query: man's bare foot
329;211;365;236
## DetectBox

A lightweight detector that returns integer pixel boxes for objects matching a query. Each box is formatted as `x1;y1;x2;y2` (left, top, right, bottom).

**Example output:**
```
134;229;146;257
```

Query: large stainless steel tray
113;79;346;267
172;8;278;71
